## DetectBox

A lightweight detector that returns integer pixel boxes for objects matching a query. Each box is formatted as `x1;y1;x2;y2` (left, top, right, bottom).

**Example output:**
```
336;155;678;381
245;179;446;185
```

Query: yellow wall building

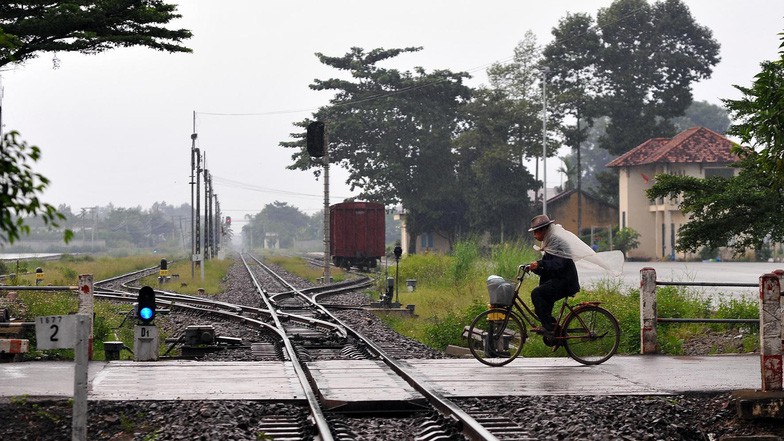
607;127;737;260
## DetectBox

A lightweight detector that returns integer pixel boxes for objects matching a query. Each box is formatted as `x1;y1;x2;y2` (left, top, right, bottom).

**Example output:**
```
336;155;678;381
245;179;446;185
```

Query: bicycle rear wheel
467;309;526;367
562;306;620;365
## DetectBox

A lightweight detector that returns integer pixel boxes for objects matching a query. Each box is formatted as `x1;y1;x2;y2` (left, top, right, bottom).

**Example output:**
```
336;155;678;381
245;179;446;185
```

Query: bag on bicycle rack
486;275;515;306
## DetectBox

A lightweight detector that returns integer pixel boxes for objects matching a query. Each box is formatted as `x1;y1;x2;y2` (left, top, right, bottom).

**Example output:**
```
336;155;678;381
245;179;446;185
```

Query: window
421;233;434;249
704;167;734;179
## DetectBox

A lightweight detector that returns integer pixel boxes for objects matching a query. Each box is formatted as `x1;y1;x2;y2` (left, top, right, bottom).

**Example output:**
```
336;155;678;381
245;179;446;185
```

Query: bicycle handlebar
516;264;531;279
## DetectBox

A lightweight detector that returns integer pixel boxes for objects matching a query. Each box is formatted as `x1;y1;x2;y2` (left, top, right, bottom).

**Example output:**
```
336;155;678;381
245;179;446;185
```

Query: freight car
330;202;385;271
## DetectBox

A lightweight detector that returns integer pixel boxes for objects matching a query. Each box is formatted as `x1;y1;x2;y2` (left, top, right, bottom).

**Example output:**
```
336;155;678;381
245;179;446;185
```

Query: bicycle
465;264;620;367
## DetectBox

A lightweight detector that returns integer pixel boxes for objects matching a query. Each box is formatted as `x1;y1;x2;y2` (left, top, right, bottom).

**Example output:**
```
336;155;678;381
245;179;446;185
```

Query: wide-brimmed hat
528;214;554;232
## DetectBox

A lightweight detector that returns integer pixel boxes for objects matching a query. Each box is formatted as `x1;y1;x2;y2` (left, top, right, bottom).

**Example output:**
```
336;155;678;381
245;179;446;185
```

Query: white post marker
77;274;94;359
134;325;159;361
35;313;90;441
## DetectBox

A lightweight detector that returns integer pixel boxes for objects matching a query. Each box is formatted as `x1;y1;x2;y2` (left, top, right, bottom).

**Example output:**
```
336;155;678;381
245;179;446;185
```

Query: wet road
577;260;782;300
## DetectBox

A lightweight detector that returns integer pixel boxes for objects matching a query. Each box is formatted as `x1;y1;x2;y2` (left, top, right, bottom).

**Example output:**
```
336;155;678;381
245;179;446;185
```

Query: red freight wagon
330;202;385;270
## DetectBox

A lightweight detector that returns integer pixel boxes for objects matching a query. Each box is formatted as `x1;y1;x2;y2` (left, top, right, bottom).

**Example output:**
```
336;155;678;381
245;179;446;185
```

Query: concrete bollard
759;273;782;391
640;267;658;354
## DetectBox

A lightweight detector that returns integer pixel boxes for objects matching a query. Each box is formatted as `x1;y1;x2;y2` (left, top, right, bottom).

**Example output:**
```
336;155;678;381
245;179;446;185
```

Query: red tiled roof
606;127;737;167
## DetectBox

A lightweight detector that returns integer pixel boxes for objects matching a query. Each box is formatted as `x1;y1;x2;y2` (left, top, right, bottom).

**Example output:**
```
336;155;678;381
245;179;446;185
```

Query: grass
264;253;348;283
9;246;761;360
139;258;233;296
366;240;760;357
7;254;164;286
6;254;226;361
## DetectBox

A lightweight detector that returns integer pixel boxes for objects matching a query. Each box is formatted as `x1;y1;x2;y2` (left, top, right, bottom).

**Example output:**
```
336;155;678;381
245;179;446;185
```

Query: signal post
134;286;159;361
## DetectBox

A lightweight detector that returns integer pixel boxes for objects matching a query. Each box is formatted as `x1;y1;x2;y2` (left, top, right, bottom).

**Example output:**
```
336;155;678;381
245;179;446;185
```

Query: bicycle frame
493;265;594;342
471;264;619;366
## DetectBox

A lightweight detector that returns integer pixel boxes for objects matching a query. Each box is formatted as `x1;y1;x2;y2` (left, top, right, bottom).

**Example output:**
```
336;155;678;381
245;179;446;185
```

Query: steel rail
248;255;348;339
94;291;282;336
249;254;499;441
240;253;335;441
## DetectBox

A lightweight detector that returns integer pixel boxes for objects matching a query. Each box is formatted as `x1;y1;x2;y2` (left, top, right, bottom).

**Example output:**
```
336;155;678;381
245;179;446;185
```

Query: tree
257;201;310;249
724;57;784;187
281;47;472;249
0;1;192;68
0;131;73;244
647;31;784;255
487;32;561;183
612;227;641;254
453;88;539;241
0;1;191;246
543;12;603;218
671;100;730;134
544;0;720;156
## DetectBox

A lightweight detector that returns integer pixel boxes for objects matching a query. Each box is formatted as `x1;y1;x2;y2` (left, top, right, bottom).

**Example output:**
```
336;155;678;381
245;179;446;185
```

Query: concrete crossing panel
90;361;304;401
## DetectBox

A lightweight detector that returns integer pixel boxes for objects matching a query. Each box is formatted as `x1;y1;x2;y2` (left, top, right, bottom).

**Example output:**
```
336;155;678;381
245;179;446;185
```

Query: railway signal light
225;216;231;225
137;286;156;325
306;121;325;157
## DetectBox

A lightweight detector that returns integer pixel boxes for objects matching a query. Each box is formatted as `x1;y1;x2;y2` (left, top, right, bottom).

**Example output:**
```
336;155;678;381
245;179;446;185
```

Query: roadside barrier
640;267;782;391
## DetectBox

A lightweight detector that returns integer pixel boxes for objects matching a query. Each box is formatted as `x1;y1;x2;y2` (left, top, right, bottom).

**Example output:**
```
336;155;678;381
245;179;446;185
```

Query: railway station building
606;126;738;261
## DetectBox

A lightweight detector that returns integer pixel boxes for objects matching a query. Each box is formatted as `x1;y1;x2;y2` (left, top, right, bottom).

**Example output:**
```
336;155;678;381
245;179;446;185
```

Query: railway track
2;254;769;440
87;253;533;440
244;254;530;440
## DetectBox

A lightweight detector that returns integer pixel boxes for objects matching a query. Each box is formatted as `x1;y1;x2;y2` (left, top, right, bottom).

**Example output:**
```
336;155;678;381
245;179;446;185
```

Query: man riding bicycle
527;214;580;338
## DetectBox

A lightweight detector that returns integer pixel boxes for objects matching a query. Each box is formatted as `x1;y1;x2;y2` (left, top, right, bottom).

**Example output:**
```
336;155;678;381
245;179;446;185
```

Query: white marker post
35;273;94;441
35;313;90;441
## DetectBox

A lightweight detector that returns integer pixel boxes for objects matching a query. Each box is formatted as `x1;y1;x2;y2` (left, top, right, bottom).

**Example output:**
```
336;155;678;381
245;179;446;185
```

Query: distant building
606;127;737;260
545;189;618;245
394;209;451;256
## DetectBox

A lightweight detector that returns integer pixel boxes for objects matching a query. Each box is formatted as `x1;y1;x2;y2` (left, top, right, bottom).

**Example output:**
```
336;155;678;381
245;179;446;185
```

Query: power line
212;175;354;200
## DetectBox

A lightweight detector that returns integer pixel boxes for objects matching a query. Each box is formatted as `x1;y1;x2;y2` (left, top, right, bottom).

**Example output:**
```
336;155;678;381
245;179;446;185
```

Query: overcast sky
2;1;783;226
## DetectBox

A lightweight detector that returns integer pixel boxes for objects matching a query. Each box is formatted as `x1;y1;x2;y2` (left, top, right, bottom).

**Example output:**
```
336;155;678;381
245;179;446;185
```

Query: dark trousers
531;281;571;331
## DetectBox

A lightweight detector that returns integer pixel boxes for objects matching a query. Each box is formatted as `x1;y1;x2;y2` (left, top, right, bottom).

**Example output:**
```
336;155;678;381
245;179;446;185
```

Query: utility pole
190;111;198;278
0;76;4;144
214;195;220;257
204;165;211;261
323;126;331;284
542;70;548;215
195;147;203;280
576;108;583;235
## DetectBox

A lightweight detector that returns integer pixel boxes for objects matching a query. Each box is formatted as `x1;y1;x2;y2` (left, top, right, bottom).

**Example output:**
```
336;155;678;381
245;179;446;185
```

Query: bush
490;241;538;280
447;240;480;286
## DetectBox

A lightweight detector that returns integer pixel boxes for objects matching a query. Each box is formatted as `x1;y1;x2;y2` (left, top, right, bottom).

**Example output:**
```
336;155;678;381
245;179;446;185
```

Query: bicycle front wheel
563;306;620;365
467;309;526;367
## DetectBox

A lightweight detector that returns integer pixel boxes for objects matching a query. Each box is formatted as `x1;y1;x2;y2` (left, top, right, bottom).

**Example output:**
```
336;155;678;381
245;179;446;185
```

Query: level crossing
0;355;760;403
